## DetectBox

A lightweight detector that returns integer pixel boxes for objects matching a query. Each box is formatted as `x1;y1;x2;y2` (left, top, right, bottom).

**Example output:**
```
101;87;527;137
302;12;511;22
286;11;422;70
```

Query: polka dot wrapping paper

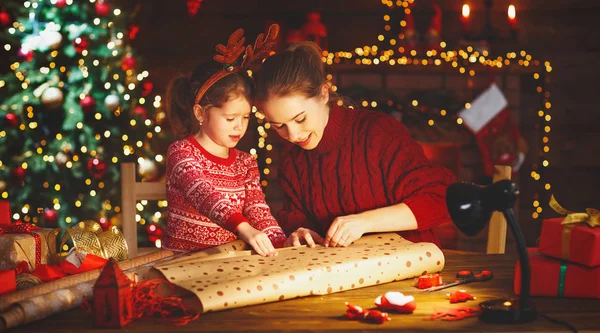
153;233;445;313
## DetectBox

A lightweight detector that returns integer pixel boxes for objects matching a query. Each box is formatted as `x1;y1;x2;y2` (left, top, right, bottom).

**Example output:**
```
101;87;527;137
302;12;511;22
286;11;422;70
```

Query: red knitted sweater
163;136;286;251
277;105;455;246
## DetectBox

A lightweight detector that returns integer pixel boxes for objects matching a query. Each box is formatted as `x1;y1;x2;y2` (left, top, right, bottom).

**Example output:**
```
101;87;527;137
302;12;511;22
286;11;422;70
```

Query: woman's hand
284;227;324;248
236;222;277;257
324;214;367;247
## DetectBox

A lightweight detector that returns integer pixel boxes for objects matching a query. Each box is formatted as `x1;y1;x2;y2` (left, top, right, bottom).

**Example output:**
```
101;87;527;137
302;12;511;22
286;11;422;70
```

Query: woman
254;41;455;248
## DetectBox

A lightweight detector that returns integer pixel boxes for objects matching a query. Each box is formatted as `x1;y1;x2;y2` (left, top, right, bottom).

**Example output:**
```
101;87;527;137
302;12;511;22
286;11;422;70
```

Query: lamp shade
446;180;519;236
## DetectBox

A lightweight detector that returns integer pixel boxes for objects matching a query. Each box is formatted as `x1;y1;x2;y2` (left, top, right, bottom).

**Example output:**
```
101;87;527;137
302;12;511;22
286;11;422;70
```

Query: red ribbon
0;222;43;267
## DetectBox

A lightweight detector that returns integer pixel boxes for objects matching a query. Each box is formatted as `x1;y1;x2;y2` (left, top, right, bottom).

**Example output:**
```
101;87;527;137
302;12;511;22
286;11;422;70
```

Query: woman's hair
166;62;254;139
254;41;328;103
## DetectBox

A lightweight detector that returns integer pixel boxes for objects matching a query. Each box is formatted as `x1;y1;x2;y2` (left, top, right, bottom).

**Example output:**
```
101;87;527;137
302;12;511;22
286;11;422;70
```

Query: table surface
8;250;600;333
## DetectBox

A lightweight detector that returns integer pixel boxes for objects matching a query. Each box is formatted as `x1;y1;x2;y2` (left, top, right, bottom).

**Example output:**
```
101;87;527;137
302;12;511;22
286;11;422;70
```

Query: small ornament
138;158;158;181
98;216;111;231
186;0;204;17
120;55;136;71
41;87;64;109
104;94;120;111
95;1;111;17
375;292;416;314
128;24;139;40
73;37;90;54
5;113;19;128
0;180;7;192
43;208;59;226
93;258;133;328
0;9;11;26
447;290;476;304
146;224;163;243
133;106;148;120
88;158;107;179
80;95;96;112
55;0;68;8
18;48;34;62
13;166;27;180
141;81;153;96
55;152;69;167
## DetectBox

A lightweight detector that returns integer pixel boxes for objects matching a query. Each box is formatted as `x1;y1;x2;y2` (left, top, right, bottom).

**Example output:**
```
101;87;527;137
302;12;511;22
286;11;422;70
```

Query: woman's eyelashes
295;116;306;124
271;117;306;129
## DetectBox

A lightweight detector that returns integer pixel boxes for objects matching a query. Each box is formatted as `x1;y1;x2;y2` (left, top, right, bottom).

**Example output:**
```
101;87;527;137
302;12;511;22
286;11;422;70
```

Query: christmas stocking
459;83;527;177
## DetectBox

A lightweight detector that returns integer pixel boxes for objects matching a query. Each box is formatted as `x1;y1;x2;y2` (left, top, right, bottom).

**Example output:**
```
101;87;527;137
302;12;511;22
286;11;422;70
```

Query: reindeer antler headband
194;24;280;105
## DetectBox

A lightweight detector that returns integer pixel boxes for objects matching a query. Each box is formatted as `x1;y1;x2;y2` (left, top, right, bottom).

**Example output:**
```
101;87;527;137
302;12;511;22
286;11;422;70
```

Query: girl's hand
236;222;277;257
284;227;324;248
324;214;367;247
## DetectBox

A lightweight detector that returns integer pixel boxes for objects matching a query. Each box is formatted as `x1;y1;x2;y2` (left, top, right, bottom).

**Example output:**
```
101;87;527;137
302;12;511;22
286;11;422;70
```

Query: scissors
421;270;493;292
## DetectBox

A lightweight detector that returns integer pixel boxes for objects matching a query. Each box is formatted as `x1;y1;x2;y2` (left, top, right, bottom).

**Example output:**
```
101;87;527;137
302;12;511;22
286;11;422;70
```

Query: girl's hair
254;41;328;103
166;62;254;139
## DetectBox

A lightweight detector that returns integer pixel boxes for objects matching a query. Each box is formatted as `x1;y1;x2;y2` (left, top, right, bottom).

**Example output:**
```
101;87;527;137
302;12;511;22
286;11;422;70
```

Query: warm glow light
462;4;470;18
508;5;516;20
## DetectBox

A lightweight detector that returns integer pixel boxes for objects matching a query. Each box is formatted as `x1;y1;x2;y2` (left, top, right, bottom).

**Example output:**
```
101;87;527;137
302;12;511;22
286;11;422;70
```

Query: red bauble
95;2;110;17
146;224;163;243
18;48;34;62
55;0;68;8
13;166;27;180
120;55;136;71
128;24;139;40
0;9;11;26
87;158;107;179
73;37;89;54
80;95;96;112
187;0;204;17
142;81;153;96
133;106;148;120
98;216;111;231
5;113;19;127
43;209;58;226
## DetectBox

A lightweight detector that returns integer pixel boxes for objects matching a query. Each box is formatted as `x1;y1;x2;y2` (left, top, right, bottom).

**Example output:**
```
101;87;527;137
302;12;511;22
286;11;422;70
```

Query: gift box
0;228;52;271
514;248;600;298
0;201;11;225
539;217;600;267
538;217;600;267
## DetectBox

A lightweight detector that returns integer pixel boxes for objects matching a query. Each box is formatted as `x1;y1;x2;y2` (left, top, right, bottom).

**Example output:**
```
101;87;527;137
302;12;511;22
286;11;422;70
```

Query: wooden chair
485;165;511;254
120;162;166;258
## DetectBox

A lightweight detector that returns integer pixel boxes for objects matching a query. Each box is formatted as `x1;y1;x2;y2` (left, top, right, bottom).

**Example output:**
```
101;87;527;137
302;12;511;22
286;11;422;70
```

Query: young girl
163;27;286;256
254;42;455;248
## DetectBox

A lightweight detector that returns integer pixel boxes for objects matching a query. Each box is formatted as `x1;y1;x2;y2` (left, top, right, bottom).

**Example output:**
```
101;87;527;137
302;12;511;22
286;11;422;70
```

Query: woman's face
260;92;329;150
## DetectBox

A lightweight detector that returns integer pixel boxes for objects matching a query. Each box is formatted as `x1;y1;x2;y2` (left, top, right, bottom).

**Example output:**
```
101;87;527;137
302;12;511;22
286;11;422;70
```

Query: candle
460;4;471;39
508;5;517;40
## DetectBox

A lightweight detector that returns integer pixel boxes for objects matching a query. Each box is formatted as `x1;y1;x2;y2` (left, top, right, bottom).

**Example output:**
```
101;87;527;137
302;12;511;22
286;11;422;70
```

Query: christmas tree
0;0;168;246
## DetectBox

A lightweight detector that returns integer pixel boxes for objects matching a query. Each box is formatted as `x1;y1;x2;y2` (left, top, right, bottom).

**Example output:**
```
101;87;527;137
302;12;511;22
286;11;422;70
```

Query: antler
214;29;246;66
242;24;280;69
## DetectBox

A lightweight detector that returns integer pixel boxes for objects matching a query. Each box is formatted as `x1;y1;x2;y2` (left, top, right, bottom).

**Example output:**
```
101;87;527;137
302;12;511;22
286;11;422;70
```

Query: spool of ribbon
549;195;599;260
0;222;43;268
46;221;128;264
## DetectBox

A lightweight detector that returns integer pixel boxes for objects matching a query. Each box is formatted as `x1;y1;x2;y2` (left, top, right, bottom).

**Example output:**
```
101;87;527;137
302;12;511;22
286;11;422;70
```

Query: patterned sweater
163;136;286;251
277;105;455;247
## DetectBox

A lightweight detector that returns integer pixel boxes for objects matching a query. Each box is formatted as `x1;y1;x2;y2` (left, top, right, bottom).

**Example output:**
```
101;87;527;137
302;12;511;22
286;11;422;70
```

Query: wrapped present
0;200;11;225
514;248;600;298
0;223;52;271
538;195;600;267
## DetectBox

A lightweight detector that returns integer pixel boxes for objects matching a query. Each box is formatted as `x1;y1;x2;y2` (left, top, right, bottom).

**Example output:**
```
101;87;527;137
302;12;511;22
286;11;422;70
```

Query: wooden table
8;251;600;332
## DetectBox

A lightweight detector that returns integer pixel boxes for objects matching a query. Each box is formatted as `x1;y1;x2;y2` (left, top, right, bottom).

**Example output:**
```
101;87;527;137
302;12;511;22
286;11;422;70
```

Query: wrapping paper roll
153;233;445;313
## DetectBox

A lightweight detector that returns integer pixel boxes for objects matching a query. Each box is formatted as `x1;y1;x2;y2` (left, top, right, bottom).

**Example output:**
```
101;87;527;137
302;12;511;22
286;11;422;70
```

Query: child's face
202;96;251;149
261;92;329;151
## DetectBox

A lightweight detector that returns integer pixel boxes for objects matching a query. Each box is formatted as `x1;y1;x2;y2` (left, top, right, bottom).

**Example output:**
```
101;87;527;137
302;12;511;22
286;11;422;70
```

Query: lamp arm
503;207;532;312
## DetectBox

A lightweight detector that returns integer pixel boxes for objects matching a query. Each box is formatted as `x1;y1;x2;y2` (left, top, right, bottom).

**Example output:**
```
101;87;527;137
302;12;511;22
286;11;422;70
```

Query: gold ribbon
549;195;600;260
46;221;128;264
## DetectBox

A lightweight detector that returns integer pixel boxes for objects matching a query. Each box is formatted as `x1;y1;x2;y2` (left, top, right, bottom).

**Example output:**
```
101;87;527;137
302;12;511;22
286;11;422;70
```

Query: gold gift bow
549;194;599;260
46;220;129;264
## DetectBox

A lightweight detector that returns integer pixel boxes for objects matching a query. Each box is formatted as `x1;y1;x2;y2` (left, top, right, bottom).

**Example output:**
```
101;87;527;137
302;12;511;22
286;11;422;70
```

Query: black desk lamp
446;180;537;323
